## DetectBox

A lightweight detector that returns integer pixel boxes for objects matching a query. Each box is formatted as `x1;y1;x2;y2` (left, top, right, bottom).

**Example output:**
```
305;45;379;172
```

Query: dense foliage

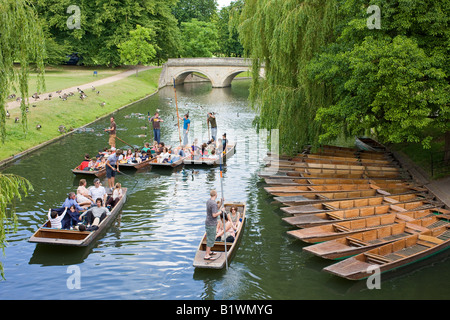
238;0;449;154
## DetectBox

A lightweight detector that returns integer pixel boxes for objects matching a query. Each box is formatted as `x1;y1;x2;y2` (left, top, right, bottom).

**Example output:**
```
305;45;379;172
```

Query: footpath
392;151;450;209
6;65;157;110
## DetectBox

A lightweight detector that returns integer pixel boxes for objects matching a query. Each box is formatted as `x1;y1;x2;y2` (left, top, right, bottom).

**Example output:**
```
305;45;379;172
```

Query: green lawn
1;67;161;161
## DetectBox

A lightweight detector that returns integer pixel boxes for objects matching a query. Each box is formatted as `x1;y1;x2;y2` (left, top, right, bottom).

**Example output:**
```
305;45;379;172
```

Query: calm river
1;80;449;300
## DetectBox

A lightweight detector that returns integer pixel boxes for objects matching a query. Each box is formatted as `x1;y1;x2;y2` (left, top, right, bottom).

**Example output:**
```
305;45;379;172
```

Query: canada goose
56;90;62;94
99;102;106;107
6;110;10;118
15;117;19;123
58;125;66;133
96;91;100;95
91;86;95;91
32;104;37;108
36;124;41;130
7;94;16;99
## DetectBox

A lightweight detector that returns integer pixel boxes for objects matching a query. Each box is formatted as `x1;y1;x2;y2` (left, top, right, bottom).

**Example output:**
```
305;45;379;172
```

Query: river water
1;80;449;300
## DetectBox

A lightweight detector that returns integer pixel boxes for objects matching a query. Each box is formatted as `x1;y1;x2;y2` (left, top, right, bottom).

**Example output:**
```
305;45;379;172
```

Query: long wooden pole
219;142;228;270
173;78;182;147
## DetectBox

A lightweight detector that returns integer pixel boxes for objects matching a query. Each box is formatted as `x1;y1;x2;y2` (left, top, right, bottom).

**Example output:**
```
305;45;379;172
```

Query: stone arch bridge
158;57;265;88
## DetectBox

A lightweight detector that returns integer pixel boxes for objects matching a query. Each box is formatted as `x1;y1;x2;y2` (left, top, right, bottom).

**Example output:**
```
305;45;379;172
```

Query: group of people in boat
47;178;124;232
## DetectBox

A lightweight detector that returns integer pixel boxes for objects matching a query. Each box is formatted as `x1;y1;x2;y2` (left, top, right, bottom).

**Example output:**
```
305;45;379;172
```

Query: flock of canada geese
5;85;105;132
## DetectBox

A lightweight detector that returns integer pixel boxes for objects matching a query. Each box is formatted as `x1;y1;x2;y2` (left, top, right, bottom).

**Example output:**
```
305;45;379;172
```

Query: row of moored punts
259;138;450;280
72;142;237;178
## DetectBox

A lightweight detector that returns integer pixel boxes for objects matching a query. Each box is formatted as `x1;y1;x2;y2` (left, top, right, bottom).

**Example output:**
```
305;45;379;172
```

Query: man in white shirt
89;178;107;206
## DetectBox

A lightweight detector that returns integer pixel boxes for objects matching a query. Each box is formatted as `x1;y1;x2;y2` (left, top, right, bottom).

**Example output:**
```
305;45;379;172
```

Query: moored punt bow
28;188;127;246
273;187;427;206
264;182;414;197
263;177;405;186
286;209;447;244
303;214;450;260
71;167;106;178
282;201;443;228
281;193;434;215
193;202;246;269
322;224;450;280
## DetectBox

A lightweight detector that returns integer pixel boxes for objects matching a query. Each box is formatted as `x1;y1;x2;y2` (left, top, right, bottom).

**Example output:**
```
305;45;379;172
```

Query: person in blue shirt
180;114;190;146
61;192;84;229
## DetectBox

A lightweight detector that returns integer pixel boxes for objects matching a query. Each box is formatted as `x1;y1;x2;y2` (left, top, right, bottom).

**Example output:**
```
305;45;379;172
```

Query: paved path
393;150;450;209
6;65;158;110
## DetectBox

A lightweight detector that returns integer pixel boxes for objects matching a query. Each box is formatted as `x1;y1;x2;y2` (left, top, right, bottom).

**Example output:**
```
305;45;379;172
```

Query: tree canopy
238;0;449;154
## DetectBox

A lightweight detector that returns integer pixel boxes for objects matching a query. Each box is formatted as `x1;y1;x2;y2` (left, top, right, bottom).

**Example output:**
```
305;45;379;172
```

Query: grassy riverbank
1;67;161;162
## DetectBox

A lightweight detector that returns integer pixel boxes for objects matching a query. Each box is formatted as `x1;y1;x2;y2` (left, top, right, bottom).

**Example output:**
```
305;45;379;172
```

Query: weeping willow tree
0;0;46;142
0;0;43;279
238;0;337;154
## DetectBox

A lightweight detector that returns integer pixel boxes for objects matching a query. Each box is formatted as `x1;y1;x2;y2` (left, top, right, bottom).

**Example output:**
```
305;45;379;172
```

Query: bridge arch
158;58;264;88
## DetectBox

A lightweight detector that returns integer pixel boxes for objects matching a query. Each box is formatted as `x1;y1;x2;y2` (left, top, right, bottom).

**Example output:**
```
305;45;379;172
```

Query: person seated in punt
227;206;241;232
208;149;219;160
123;149;133;163
215;212;235;243
88;178;107;206
77;154;90;171
141;142;151;154
48;207;68;229
157;147;170;163
76;179;94;208
78;198;110;230
140;151;150;162
106;182;123;209
96;157;107;169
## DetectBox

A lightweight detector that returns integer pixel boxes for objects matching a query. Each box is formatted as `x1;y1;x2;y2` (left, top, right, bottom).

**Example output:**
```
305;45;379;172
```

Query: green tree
0;0;37;279
215;1;244;57
118;25;157;76
173;0;218;25
180;19;219;57
33;0;180;66
309;0;450;154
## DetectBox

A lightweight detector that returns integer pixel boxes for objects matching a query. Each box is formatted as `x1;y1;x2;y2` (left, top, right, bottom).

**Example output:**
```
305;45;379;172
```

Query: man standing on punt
204;190;223;260
149;111;163;144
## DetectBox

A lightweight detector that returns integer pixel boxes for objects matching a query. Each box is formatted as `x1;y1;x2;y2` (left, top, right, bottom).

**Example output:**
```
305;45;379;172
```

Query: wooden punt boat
193;202;246;269
273;187;427;206
71;167;106;178
265;182;414;197
264;177;405;187
147;155;189;168
282;201;442;228
264;154;396;167
267;161;400;173
286;210;445;244
258;168;408;180
303;214;450;260
272;167;402;179
28;188;127;246
183;142;236;166
323;224;450;280
281;193;434;215
355;137;386;152
118;157;155;170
